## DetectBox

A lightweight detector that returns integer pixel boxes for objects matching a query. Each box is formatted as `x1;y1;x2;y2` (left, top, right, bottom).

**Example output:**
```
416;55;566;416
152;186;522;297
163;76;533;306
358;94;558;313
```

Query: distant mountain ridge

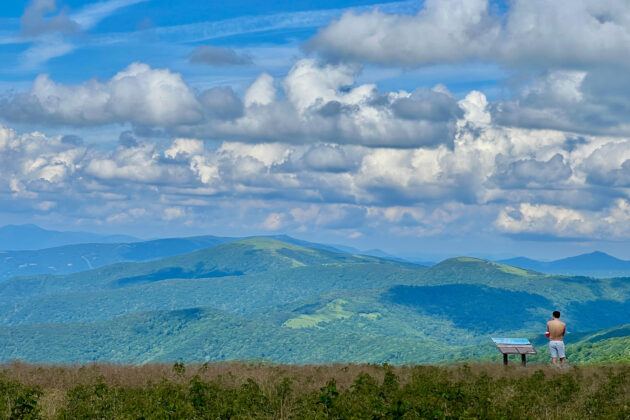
499;251;630;277
0;225;412;280
0;224;138;251
0;237;414;304
0;235;235;280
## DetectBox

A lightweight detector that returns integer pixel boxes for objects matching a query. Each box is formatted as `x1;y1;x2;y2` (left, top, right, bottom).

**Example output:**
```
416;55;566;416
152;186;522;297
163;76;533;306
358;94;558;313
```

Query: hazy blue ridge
0;224;138;251
0;235;236;280
499;251;630;277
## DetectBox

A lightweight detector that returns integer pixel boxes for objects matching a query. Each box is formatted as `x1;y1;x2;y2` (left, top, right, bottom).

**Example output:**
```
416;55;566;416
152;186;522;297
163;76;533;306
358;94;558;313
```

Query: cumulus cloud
243;73;276;107
491;154;573;189
0;124;85;202
308;0;630;70
582;140;630;187
198;87;244;120
495;200;630;240
1;63;201;126
202;59;463;148
164;138;204;160
84;143;195;184
301;144;357;173
188;45;253;66
308;0;497;66
493;69;630;135
391;87;463;122
2;60;464;149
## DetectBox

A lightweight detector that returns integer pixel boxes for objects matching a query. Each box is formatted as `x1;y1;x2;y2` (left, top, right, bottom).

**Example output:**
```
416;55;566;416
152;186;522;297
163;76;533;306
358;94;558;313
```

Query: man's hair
553;310;561;318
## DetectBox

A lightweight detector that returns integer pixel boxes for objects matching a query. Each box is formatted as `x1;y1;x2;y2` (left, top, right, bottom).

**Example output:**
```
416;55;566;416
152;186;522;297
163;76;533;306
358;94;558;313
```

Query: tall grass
0;361;628;419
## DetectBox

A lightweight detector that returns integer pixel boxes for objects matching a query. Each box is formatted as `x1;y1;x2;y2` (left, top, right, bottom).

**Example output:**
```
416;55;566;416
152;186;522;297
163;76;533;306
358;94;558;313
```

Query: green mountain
0;233;361;281
0;263;422;325
0;238;629;364
0;305;463;364
0;237;409;304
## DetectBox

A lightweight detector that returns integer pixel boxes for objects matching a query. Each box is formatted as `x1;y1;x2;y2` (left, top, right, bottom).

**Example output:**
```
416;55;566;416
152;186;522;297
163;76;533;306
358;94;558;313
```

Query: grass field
0;361;628;419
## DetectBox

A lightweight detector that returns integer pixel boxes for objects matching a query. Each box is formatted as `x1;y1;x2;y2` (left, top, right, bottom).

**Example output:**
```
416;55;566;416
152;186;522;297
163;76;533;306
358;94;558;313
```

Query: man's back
547;319;566;341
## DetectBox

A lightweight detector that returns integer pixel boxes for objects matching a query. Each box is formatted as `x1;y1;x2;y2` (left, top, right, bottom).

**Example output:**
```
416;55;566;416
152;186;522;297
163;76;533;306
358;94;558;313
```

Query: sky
1;0;630;260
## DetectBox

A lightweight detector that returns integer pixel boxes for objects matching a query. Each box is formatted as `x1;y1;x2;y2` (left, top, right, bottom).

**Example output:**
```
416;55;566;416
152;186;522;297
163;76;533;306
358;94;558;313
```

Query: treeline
0;362;628;419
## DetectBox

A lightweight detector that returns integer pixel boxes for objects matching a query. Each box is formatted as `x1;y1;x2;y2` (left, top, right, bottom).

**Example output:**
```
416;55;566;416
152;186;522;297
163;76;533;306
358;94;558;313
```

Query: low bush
0;362;628;419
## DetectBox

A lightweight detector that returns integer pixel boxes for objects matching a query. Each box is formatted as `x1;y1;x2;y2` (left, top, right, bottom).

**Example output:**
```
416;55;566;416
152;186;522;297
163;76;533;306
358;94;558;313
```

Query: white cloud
581;140;630;187
195;59;463;148
218;142;290;167
262;212;285;230
3;63;201;126
495;200;630;239
309;0;630;69
165;138;204;159
243;73;276;107
163;206;186;221
282;58;357;112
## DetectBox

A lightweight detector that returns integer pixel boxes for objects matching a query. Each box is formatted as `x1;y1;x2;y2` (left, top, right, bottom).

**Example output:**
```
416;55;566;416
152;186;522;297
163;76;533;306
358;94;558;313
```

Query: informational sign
491;337;537;365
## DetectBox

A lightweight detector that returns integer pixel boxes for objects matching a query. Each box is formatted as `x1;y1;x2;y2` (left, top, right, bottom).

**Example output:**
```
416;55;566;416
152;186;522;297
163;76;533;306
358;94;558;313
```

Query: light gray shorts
549;341;565;358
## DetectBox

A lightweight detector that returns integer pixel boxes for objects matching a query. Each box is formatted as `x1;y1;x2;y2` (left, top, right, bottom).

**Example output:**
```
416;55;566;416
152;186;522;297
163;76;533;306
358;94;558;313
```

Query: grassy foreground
0;362;628;419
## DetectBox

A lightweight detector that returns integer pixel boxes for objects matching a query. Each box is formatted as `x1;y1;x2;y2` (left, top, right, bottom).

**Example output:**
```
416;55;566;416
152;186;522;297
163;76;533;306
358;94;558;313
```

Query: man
546;311;567;366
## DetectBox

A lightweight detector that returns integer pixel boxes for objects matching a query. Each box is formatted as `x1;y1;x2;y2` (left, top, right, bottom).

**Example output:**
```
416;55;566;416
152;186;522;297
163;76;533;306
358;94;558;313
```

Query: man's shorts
549;341;565;358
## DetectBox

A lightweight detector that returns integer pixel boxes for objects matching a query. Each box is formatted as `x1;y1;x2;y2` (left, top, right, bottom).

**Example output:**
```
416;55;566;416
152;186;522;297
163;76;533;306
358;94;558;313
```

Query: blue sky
1;0;630;260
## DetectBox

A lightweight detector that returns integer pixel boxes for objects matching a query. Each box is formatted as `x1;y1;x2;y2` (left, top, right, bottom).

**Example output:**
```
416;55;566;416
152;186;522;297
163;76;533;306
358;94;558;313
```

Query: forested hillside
0;238;628;364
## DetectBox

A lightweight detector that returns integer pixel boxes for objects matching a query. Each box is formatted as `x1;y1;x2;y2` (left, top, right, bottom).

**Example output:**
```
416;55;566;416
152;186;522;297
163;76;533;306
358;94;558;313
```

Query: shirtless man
546;311;567;366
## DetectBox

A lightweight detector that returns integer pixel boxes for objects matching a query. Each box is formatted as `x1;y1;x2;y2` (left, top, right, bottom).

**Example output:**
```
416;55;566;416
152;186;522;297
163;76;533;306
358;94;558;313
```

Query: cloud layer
2;85;630;240
1;60;463;148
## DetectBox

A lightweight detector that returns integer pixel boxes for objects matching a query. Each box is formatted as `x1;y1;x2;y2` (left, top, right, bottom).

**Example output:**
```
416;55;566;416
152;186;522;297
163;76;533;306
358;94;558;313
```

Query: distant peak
233;237;302;249
431;256;487;267
566;251;619;261
452;257;485;263
584;251;610;257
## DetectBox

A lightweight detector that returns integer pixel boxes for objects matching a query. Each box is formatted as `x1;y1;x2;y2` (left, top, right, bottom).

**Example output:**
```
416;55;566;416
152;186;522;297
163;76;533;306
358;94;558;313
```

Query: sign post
491;338;537;366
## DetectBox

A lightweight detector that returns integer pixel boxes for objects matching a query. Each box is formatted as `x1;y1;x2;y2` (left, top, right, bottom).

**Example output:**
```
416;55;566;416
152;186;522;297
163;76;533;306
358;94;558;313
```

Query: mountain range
499;251;630;277
0;225;404;280
0;237;628;364
5;224;630;278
